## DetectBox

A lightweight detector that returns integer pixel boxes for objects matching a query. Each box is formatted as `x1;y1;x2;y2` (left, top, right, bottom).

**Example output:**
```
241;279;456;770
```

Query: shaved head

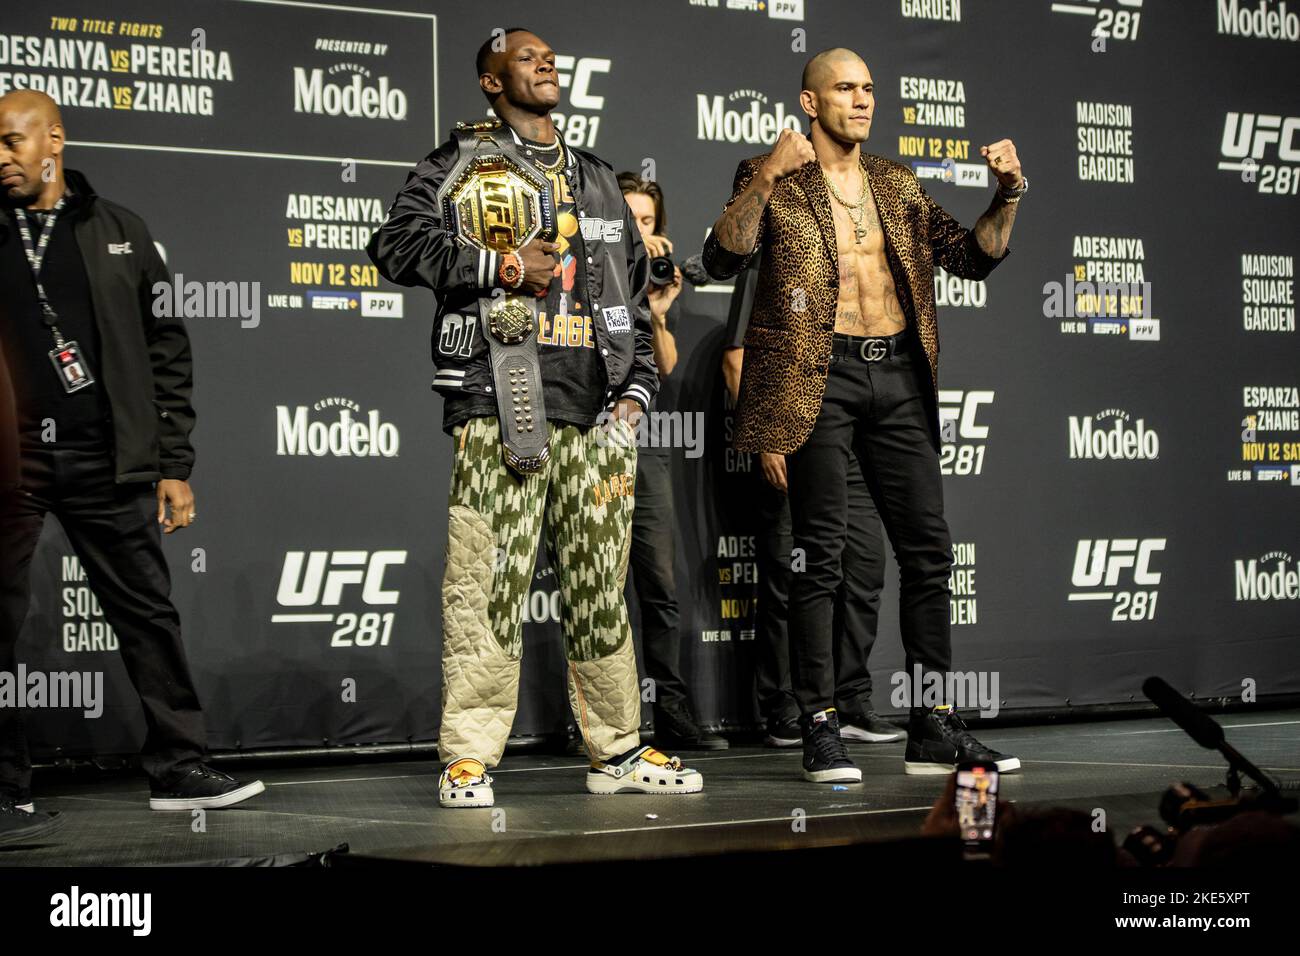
0;89;67;207
476;29;559;112
797;48;875;148
801;48;866;94
0;89;63;126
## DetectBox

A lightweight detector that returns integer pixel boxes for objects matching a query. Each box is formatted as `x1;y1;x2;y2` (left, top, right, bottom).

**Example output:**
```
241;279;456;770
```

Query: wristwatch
498;252;524;290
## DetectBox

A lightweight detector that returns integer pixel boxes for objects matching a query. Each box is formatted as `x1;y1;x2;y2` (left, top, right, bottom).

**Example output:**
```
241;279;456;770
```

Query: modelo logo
522;587;563;624
934;268;987;308
1217;0;1300;41
293;66;408;120
276;399;400;457
697;90;801;144
1068;410;1159;460
1234;551;1299;600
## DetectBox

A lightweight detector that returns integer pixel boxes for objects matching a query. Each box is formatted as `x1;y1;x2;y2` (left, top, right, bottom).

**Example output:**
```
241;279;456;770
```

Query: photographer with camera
618;172;726;751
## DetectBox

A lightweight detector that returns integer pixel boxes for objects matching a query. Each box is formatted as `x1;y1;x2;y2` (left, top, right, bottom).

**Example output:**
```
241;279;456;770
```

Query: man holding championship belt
368;28;702;807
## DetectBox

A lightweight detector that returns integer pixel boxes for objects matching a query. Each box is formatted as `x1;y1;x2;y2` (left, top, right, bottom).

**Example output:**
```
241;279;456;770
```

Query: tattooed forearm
714;173;775;254
974;195;1018;258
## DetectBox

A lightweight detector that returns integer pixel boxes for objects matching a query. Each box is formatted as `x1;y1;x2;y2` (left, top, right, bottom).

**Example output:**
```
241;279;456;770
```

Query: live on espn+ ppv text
0;0;1295;759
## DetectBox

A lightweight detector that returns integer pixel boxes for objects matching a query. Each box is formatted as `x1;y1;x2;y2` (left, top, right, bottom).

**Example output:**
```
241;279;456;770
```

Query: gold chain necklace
531;138;566;172
823;165;871;244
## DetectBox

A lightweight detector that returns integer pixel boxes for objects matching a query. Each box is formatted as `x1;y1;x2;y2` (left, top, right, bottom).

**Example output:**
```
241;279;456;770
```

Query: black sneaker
149;765;266;811
904;705;1021;775
800;709;862;783
839;711;905;743
0;798;64;848
653;706;729;751
765;715;802;748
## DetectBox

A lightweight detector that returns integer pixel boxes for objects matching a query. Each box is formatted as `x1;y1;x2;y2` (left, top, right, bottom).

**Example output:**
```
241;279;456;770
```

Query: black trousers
785;337;953;716
832;466;888;716
0;440;206;799
751;452;885;724
627;452;690;717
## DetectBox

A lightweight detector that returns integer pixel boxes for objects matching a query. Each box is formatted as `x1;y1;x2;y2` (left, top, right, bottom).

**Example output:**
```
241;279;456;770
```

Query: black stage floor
4;709;1297;867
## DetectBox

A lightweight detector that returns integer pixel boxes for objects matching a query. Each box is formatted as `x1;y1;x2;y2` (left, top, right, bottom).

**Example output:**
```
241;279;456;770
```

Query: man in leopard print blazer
703;48;1026;784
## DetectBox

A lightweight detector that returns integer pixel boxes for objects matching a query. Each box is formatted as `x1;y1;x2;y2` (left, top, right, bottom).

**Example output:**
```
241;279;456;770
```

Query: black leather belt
831;329;907;362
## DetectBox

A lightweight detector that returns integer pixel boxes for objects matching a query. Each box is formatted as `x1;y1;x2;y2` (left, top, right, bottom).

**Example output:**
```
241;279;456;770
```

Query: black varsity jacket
366;124;660;429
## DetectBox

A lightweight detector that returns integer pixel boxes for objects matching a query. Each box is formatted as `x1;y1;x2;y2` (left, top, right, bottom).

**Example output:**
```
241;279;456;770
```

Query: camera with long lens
648;253;711;288
649;255;676;286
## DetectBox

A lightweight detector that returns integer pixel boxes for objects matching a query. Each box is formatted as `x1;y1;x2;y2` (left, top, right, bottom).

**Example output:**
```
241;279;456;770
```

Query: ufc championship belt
437;119;557;474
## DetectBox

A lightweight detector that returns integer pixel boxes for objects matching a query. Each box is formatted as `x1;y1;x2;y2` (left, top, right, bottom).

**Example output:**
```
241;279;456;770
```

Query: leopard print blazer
703;151;1008;454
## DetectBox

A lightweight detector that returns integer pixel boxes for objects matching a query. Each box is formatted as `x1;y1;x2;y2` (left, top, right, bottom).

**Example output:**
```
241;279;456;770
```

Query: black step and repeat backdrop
5;0;1297;759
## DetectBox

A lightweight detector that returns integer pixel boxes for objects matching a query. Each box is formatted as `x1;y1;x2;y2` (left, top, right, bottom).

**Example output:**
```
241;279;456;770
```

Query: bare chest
827;187;905;335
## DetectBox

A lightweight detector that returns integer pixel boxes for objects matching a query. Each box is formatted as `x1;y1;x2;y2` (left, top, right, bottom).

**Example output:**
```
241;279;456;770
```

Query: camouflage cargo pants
437;415;641;766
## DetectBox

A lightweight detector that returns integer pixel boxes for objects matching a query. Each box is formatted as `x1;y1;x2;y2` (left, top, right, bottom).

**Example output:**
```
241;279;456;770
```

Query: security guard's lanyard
14;195;68;345
15;195;96;394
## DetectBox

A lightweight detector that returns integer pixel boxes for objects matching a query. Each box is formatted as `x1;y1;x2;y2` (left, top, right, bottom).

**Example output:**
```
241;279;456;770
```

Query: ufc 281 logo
551;55;610;148
1092;0;1143;42
272;550;405;646
1068;538;1164;621
1219;112;1300;195
938;390;993;476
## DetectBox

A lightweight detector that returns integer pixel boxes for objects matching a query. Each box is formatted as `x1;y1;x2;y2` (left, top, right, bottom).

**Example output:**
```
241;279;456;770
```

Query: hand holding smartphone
955;759;999;860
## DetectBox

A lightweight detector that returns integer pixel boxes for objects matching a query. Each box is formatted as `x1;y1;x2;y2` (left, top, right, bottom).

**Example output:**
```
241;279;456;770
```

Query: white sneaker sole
904;760;954;776
438;786;494;808
586;770;704;795
802;766;863;783
765;735;802;748
905;756;1023;775
840;726;904;743
149;779;265;811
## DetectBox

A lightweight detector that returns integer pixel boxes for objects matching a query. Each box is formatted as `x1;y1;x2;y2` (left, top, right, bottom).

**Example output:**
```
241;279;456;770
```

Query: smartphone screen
955;764;999;846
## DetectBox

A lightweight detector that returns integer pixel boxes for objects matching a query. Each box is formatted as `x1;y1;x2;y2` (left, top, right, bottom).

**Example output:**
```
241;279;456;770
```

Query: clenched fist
762;128;818;183
980;139;1023;189
518;239;559;294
